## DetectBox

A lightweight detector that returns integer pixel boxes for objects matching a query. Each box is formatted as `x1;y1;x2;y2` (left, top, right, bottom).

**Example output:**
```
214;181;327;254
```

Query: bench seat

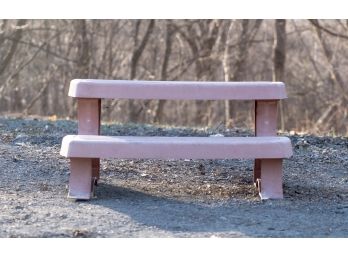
69;79;287;100
60;135;293;160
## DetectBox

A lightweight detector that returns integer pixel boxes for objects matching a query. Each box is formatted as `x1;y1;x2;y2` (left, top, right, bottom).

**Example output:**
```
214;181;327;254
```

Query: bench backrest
69;79;287;100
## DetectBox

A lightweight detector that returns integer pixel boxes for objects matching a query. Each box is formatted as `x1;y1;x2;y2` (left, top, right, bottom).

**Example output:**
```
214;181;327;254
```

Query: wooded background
0;19;347;134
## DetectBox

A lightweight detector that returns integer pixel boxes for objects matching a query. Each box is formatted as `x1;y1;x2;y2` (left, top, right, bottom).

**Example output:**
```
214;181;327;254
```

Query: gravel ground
0;116;347;237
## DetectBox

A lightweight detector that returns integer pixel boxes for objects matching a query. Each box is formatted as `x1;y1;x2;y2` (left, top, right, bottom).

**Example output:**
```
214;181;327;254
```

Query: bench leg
68;158;94;200
258;159;283;199
77;98;101;183
253;100;278;186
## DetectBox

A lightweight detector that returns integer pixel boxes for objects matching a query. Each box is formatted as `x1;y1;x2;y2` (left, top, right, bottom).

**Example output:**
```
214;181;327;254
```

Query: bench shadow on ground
86;181;346;237
89;183;252;236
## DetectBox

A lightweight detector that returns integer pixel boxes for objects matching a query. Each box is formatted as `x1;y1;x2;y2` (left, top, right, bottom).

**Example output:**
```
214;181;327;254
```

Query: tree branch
308;19;348;40
0;19;27;75
130;20;155;79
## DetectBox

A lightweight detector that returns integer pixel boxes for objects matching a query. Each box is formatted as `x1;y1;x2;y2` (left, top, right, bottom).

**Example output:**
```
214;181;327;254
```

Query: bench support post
254;100;282;198
68;158;93;199
258;159;283;199
77;98;101;184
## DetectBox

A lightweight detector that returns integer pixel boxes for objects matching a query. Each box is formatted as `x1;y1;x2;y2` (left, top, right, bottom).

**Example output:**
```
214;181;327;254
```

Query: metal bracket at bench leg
77;98;101;184
253;159;261;186
92;159;100;185
68;158;94;200
259;159;283;200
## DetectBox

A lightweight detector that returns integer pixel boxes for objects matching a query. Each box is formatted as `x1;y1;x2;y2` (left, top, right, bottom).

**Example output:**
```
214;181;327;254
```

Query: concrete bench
60;79;293;200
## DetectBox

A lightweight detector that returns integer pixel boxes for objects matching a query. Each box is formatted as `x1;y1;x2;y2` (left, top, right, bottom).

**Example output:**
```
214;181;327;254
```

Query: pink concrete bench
60;79;293;200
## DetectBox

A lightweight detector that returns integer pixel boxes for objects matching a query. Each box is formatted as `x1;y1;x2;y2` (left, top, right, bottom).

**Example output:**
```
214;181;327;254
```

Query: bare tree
154;20;174;123
0;20;27;76
224;20;263;127
75;19;91;78
273;19;286;131
175;20;222;125
310;19;348;132
128;20;155;122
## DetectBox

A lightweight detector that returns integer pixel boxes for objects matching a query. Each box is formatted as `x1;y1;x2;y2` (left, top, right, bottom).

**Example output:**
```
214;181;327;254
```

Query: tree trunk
69;20;91;118
0;19;27;76
273;19;287;132
11;74;22;112
224;20;262;127
75;19;90;78
128;20;155;123
154;21;173;124
41;20;51;116
223;21;235;127
193;20;221;126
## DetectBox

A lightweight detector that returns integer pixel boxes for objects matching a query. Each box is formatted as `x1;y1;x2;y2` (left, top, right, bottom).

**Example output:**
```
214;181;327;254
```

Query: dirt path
0;117;347;237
